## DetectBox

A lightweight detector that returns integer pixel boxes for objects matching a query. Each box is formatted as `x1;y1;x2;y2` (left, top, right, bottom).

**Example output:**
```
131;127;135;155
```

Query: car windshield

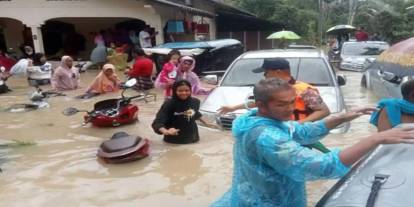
221;57;333;87
341;43;389;56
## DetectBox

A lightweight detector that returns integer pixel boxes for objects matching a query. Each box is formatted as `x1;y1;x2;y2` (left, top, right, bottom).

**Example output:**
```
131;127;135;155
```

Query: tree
224;0;414;44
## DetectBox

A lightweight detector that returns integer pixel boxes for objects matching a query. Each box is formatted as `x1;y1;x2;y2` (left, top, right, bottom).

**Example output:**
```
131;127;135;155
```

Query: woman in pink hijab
176;56;213;95
86;63;121;94
51;56;80;91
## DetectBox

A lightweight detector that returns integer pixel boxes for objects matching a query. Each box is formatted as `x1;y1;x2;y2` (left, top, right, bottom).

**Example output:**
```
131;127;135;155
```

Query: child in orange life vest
155;49;181;98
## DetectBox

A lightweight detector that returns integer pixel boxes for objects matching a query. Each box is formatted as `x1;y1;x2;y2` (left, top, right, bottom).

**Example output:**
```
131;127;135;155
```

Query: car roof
239;49;325;59
287;44;317;49
342;41;389;45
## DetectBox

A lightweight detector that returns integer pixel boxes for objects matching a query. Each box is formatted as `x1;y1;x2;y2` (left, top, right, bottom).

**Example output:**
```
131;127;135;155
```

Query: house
0;0;280;59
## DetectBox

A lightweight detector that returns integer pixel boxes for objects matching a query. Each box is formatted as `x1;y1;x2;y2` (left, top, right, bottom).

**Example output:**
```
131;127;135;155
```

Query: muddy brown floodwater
0;68;379;207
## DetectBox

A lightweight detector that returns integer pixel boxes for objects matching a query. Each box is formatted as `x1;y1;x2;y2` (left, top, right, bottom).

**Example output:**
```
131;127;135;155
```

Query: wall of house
154;0;217;42
0;0;161;27
217;31;274;51
47;17;144;59
191;0;216;40
0;0;164;53
0;0;220;55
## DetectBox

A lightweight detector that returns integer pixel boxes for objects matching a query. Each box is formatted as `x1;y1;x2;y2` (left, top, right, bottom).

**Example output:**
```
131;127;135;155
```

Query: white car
200;49;350;133
339;41;389;71
361;61;406;99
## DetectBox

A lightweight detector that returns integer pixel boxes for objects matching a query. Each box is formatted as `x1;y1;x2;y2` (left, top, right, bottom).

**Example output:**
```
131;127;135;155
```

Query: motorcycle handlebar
121;95;144;103
128;95;145;100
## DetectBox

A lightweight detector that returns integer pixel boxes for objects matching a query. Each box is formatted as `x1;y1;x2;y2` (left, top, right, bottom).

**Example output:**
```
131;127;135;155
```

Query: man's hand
340;127;414;166
342;107;378;122
372;127;414;144
217;106;235;114
325;106;377;130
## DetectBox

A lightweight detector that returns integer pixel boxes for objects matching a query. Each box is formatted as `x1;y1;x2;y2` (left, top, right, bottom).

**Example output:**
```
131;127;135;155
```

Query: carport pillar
29;25;44;53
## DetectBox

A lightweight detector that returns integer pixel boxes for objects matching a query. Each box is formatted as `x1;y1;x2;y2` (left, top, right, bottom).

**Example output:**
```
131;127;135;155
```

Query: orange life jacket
291;81;317;121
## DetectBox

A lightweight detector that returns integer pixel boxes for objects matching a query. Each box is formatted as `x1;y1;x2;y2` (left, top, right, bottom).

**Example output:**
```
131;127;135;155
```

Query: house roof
151;0;255;18
150;0;280;31
205;0;256;17
205;0;280;31
151;0;216;17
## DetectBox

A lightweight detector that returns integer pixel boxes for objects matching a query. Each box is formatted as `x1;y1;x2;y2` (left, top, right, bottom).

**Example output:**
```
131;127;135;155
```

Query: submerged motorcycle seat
98;136;146;158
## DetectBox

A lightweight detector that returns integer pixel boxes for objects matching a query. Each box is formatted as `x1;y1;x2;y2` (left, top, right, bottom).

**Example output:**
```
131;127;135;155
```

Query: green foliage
352;0;414;43
224;0;414;44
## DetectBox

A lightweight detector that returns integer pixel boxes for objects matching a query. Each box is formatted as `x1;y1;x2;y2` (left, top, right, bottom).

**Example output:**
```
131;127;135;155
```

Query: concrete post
29;25;44;53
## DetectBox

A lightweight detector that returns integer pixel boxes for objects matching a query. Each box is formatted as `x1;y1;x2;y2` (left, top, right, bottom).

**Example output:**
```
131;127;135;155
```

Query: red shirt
128;57;153;77
355;31;369;41
0;55;17;71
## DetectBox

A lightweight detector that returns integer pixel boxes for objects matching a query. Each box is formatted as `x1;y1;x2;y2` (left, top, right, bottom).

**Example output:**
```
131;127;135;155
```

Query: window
297;58;333;86
220;57;333;87
221;58;299;86
341;43;389;56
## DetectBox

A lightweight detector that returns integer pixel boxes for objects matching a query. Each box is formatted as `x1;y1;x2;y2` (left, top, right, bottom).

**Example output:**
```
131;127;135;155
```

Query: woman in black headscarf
152;80;214;144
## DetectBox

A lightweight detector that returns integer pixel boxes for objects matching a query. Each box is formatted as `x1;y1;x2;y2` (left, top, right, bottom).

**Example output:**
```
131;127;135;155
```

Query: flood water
0;68;379;206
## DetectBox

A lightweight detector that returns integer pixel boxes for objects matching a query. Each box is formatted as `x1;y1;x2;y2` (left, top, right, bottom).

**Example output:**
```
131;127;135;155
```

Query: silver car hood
201;86;340;114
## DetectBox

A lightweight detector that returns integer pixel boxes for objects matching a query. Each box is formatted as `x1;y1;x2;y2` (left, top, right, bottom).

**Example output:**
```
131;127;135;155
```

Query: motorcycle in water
5;86;65;112
63;78;156;127
74;59;90;73
97;132;149;164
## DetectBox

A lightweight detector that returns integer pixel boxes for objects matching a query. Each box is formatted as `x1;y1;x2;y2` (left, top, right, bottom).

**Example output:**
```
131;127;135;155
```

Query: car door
380;71;403;98
368;66;392;99
372;69;402;98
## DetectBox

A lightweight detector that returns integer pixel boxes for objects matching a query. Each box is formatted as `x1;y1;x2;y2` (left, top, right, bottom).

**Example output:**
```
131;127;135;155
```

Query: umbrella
267;31;301;40
326;25;356;35
368;37;414;76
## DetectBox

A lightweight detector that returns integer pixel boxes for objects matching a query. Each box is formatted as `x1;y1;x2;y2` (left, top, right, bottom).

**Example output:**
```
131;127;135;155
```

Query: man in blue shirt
212;78;414;207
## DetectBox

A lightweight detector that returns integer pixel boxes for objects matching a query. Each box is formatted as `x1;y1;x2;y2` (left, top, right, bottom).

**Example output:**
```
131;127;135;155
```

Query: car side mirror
203;75;218;85
337;75;346;86
378;70;401;84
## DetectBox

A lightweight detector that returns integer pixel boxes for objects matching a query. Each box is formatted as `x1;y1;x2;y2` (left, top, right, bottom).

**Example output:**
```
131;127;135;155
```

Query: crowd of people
1;42;217;146
210;58;414;207
328;26;383;51
89;26;157;72
2;25;414;207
